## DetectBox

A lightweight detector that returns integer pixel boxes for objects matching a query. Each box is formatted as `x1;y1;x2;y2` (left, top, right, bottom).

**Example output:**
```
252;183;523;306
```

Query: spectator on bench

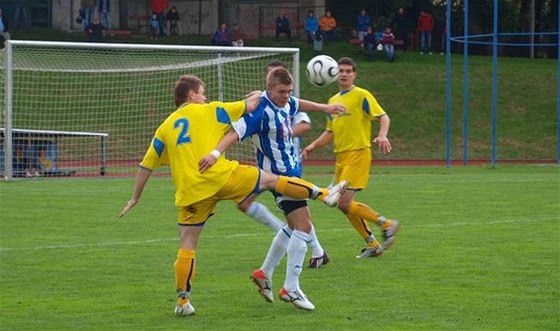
166;6;182;36
275;11;291;42
362;26;376;61
380;27;396;62
87;14;106;42
304;10;319;44
319;10;337;43
211;21;233;46
231;23;245;47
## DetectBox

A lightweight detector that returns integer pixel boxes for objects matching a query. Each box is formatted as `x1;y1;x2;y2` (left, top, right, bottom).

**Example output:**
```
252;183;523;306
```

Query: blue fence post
491;0;499;168
463;0;469;166
445;0;452;168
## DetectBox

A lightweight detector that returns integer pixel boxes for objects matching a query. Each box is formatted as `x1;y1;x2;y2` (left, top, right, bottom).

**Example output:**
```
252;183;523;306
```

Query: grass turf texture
1;165;559;330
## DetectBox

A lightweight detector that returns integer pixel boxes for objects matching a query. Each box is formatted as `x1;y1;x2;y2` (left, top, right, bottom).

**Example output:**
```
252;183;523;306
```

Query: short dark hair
265;60;286;74
338;57;356;71
174;75;204;107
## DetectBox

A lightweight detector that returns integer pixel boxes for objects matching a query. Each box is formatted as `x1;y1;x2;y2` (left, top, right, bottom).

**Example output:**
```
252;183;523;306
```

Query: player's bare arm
244;91;263;113
199;129;239;173
372;115;391;154
119;167;152;218
301;130;334;160
299;99;346;115
291;122;312;137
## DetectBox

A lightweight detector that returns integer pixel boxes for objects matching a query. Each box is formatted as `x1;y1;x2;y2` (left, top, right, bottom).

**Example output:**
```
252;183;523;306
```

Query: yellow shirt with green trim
141;100;246;206
326;86;386;153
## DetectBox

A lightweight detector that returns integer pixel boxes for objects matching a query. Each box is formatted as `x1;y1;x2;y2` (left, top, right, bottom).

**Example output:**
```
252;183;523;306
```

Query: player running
302;57;400;258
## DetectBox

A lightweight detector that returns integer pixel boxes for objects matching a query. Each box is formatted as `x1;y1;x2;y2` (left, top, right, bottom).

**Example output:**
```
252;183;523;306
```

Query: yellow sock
348;201;392;227
344;213;373;240
275;176;327;200
175;249;196;303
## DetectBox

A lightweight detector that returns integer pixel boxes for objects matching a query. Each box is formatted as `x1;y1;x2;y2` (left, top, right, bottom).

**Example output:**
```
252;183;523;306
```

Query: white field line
0;217;557;252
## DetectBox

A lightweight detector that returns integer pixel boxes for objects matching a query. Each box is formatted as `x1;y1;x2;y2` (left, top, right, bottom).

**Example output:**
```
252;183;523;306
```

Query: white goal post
1;40;300;180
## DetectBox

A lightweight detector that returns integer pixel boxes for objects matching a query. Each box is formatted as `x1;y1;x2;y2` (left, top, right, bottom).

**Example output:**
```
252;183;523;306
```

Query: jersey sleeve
292;111;311;126
140;126;168;170
231;106;264;141
362;90;386;121
288;96;300;117
211;100;247;125
325;113;334;131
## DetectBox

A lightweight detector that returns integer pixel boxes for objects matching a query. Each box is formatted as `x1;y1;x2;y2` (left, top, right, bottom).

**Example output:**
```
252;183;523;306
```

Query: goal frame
1;40;300;180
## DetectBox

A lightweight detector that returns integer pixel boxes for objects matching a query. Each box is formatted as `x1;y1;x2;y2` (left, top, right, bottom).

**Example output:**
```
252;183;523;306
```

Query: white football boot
322;181;348;207
174;301;195;317
250;269;274;303
278;287;315;311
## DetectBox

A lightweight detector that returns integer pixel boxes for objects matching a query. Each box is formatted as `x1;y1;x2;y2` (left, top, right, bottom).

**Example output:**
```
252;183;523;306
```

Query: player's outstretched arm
302;130;334;160
298;99;346;115
199;129;240;173
119;167;152;218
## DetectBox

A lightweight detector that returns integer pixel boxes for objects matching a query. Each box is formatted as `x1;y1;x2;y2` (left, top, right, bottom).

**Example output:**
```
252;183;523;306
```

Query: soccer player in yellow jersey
118;74;347;317
302;57;400;258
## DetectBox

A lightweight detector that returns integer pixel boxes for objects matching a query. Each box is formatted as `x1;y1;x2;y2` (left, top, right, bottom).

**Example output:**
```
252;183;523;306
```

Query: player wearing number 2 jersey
118;74;347;317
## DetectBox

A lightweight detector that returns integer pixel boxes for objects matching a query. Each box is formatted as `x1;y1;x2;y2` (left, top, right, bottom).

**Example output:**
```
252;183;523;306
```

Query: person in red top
151;0;169;36
417;10;434;54
380;27;396;62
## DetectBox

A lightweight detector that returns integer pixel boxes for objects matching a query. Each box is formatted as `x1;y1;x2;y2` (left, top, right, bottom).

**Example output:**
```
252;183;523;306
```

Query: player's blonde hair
174;75;204;107
266;67;293;88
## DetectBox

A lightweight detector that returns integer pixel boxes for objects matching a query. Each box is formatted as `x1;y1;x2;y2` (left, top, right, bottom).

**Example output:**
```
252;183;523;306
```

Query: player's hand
119;198;139;218
245;90;263;113
301;146;313;160
373;136;392;154
199;154;217;173
323;103;346;115
244;90;263;99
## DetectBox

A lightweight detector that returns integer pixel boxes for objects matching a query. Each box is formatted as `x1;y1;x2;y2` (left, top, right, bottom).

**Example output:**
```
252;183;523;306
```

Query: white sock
245;202;284;232
261;225;292;278
284;229;309;292
307;225;324;258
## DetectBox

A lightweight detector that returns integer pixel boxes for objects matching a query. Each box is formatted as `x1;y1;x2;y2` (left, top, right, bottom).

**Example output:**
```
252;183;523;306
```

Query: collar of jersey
339;85;356;96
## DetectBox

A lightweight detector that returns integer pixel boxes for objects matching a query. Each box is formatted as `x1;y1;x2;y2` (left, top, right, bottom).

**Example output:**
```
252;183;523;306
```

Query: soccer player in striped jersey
118;74;347;317
199;67;347;311
302;57;400;258
232;60;329;270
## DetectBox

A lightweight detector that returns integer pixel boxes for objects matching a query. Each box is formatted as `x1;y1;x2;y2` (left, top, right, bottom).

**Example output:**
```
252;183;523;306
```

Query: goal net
1;41;300;180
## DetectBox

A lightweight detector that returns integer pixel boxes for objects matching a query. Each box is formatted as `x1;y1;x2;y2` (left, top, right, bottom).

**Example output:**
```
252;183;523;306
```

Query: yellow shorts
177;165;260;225
335;148;371;190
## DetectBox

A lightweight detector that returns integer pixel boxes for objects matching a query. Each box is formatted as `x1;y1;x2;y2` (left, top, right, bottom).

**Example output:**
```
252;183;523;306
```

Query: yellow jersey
141;100;247;206
326;86;386;153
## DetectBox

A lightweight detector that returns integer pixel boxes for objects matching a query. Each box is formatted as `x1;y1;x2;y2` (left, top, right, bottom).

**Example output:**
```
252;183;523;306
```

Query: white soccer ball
305;55;339;88
377;44;383;51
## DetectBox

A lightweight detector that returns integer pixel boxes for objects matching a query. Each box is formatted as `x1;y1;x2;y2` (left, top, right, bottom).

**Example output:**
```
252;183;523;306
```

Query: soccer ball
377;44;383;51
305;55;339;87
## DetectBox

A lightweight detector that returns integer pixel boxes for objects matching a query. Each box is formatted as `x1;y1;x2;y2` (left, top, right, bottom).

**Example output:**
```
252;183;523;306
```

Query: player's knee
258;171;277;191
237;201;250;212
337;199;351;213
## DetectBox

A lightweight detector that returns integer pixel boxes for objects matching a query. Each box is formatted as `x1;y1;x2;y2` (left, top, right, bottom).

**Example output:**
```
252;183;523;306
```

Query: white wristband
210;149;221;159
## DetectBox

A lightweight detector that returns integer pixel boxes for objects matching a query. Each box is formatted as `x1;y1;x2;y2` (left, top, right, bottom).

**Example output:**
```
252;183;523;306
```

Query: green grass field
1;165;559;330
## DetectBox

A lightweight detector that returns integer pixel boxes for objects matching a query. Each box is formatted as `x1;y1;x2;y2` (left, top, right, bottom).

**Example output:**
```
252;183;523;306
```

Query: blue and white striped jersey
232;91;302;177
